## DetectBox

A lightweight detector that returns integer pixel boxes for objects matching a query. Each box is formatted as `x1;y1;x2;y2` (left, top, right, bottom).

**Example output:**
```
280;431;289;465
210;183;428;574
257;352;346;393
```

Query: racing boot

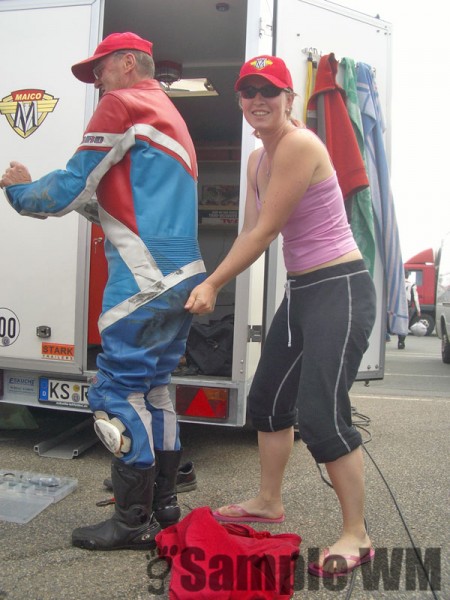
72;457;161;550
153;449;182;529
103;459;197;493
175;460;197;493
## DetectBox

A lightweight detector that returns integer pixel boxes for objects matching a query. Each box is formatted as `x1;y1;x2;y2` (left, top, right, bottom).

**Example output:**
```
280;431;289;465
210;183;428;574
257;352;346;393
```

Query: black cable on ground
314;406;440;600
362;442;440;600
357;407;440;600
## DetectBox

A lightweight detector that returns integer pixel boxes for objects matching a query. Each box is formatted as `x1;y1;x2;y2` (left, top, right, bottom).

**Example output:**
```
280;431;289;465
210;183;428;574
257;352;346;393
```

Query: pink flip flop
212;504;285;524
308;547;375;578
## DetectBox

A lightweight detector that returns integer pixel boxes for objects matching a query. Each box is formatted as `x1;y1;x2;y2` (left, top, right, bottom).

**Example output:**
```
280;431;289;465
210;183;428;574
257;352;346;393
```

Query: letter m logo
14;102;38;137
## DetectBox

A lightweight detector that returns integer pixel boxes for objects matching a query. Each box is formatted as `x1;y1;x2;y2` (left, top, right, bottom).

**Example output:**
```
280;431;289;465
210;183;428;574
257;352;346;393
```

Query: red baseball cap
235;55;293;91
71;32;153;83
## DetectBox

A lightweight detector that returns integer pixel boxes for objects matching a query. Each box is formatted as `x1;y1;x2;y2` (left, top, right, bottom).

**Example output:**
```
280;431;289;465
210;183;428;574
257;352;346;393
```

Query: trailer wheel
442;326;450;364
411;314;435;336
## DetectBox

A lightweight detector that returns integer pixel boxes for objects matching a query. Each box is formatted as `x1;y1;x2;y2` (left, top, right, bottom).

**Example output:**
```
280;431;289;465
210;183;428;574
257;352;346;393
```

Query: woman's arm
185;131;328;313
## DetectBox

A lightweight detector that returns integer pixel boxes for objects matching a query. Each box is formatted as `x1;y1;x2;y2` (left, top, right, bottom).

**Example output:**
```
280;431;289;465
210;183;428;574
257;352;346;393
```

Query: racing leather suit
5;79;206;466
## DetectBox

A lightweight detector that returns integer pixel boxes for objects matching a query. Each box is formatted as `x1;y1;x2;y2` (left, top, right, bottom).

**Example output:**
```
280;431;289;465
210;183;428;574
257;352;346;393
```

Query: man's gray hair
129;50;155;78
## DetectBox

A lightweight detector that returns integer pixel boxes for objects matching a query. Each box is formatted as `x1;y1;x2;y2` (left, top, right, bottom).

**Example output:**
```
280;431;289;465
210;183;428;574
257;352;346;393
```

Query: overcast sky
339;0;450;261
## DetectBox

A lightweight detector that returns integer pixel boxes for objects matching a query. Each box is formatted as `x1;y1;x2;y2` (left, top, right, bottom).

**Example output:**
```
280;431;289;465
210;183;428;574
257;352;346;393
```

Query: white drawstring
285;279;294;347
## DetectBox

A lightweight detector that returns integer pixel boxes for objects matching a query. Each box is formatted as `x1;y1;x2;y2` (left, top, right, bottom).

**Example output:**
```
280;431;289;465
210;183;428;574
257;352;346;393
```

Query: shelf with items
196;145;241;163
198;183;239;228
197;147;241;227
198;207;239;228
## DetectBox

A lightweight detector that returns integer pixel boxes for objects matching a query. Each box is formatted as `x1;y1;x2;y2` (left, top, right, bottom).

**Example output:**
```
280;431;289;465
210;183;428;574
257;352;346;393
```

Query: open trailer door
0;0;103;376
269;0;392;380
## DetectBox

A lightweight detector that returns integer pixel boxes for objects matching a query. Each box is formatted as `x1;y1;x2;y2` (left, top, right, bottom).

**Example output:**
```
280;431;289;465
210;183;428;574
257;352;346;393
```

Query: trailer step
34;417;98;459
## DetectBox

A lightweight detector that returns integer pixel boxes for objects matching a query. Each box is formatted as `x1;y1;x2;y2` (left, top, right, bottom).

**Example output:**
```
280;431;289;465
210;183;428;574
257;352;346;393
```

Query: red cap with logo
234;55;293;91
71;32;153;84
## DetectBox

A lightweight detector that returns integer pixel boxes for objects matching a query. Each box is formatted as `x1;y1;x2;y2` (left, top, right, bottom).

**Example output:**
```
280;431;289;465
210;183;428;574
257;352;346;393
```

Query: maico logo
251;57;273;70
0;89;59;138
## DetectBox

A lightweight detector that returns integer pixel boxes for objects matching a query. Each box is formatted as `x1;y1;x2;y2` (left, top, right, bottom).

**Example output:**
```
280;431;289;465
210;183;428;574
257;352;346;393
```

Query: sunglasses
239;85;288;99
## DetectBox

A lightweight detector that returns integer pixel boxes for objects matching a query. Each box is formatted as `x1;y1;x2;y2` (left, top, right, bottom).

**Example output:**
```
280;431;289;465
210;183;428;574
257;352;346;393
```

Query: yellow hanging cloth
303;53;317;122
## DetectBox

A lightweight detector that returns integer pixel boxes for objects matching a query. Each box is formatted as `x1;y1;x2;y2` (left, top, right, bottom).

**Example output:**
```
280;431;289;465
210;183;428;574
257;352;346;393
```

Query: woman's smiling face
239;75;293;132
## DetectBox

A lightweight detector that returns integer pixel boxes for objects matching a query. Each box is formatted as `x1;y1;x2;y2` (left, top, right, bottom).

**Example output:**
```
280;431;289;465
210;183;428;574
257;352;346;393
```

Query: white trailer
0;0;390;429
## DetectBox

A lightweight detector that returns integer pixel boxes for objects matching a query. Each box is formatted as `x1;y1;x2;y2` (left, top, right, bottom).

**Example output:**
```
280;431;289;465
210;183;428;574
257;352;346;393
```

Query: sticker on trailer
0;308;20;347
6;375;37;397
39;378;89;408
41;343;75;361
0;89;59;139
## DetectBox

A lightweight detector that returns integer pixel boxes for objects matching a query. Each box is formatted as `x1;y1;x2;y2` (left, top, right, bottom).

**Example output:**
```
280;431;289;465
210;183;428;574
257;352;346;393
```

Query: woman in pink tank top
186;55;376;578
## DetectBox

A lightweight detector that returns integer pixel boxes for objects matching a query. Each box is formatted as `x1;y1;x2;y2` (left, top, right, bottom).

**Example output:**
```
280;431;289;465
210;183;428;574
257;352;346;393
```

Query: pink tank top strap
255;150;266;205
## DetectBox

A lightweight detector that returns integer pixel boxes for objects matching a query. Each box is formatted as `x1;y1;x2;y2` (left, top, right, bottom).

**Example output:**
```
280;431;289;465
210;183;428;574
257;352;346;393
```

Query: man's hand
0;161;32;188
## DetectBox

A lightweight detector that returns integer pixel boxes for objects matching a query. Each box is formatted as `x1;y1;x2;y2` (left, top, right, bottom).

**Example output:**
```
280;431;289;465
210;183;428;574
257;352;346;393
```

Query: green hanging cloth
341;57;376;277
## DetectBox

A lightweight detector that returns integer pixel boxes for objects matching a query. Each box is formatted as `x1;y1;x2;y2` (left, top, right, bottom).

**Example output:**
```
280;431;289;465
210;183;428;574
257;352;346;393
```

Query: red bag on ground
156;506;301;599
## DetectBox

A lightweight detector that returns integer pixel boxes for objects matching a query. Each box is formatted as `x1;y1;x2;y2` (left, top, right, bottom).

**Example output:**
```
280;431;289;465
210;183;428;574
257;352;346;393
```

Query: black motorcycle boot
72;457;161;550
153;449;182;529
176;460;197;493
103;459;197;493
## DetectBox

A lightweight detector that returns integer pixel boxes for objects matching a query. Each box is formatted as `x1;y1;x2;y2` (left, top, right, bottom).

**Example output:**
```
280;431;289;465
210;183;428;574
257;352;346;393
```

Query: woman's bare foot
213;496;284;521
314;532;373;575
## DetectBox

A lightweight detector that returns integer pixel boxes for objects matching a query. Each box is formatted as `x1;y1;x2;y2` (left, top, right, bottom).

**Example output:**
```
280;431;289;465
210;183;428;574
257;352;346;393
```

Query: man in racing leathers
0;32;205;551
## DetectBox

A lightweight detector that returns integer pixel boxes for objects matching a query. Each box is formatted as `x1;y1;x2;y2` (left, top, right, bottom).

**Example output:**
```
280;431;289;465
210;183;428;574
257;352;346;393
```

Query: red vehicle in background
404;248;437;335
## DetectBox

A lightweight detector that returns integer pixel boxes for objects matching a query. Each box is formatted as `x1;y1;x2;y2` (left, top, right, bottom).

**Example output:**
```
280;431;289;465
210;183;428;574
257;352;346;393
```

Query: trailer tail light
175;385;229;419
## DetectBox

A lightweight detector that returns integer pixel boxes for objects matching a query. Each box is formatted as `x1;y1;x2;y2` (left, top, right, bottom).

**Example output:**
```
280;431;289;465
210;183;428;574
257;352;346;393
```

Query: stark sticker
42;343;75;361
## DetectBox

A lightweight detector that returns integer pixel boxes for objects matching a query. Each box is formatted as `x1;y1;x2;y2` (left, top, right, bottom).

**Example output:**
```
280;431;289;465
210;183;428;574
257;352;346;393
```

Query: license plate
39;377;90;408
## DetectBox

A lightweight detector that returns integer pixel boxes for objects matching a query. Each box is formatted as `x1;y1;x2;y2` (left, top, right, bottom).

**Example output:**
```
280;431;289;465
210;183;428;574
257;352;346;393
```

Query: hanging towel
306;53;369;200
156;506;301;599
356;63;408;335
341;57;376;276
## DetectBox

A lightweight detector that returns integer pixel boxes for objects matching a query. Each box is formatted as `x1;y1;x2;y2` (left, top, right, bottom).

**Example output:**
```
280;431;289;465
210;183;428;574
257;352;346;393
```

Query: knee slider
93;411;132;457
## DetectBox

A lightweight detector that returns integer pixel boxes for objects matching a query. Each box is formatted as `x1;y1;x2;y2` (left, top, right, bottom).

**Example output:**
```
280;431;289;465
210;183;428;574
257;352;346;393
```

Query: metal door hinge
36;325;51;338
247;325;262;342
259;18;273;38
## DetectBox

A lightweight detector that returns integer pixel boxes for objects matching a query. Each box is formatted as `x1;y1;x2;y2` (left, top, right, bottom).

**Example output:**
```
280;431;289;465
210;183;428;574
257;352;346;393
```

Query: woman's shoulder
249;146;265;161
282;126;323;149
279;127;330;163
247;147;265;172
274;127;334;181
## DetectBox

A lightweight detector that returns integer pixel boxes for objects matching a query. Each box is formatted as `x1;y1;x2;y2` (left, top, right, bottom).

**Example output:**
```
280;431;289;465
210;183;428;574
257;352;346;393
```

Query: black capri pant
248;260;376;463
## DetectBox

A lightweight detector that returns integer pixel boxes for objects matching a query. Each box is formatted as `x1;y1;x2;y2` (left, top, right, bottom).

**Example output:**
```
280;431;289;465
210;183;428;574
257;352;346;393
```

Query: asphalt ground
0;333;448;600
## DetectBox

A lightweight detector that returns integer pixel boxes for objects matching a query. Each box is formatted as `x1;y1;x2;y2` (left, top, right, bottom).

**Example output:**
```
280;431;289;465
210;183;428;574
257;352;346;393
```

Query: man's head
71;32;154;92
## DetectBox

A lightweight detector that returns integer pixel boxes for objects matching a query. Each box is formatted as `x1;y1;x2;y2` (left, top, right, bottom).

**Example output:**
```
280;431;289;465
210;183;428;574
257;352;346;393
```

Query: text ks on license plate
39;377;89;407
